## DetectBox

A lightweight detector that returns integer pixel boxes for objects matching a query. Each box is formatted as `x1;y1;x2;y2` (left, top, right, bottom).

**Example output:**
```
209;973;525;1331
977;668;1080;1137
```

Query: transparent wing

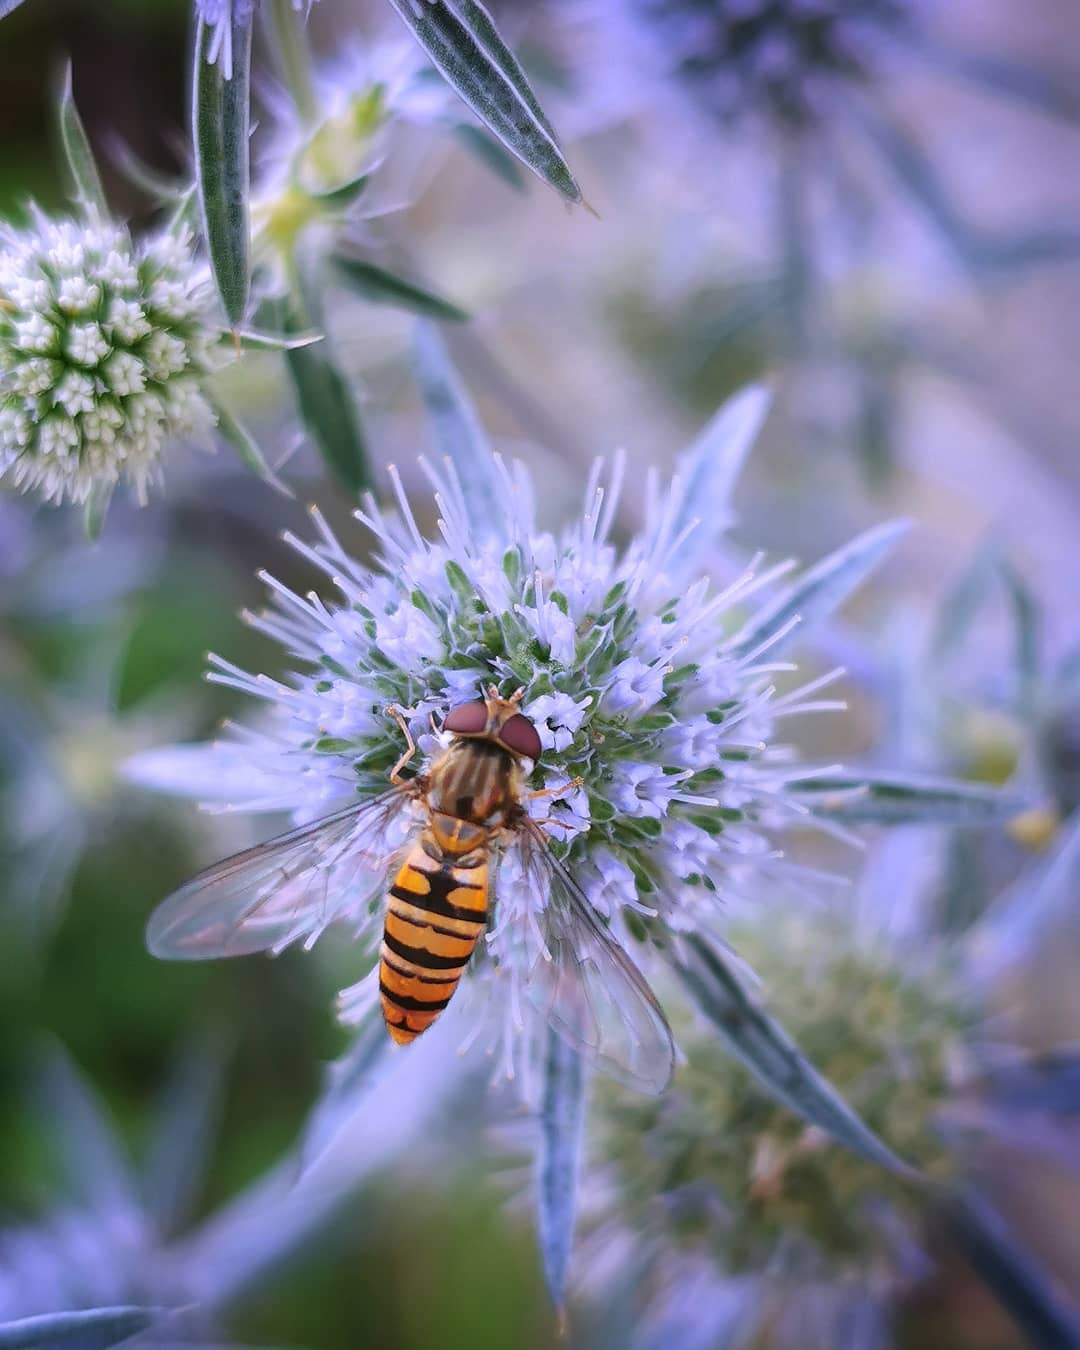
513;819;676;1095
146;789;413;960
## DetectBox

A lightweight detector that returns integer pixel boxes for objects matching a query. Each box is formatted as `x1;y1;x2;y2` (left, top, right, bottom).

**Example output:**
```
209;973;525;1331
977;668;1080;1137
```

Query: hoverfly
146;688;675;1094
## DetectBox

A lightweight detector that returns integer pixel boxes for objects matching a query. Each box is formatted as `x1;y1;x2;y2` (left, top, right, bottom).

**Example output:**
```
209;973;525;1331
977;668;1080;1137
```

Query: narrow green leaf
276;295;373;494
109;139;189;203
850;100;966;258
230;327;323;352
311;171;371;209
144;1042;226;1238
209;394;294;497
83;480;112;541
669;385;771;576
997;556;1041;717
302;1013;390;1169
730;520;909;660
788;770;1025;824
385;0;580;201
536;1028;586;1313
970;815;1080;978
35;1042;139;1215
930;538;999;665
942;1188;1080;1350
57;63;108;214
193;16;251;325
412;321;500;531
910;38;1080;125
675;936;913;1176
0;1307;168;1349
333;254;468;322
453;123;527;191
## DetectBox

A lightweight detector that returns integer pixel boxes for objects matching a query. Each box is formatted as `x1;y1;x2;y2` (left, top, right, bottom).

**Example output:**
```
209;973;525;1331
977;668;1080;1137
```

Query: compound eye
500;713;542;761
443;700;489;735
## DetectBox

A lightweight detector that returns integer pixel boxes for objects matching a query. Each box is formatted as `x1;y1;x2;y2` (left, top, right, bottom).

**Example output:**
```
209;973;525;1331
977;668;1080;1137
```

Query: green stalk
268;0;317;125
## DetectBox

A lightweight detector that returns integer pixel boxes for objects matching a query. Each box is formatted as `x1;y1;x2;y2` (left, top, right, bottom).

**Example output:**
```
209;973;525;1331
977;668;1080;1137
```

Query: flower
0;210;225;507
574;890;1053;1349
128;386;886;1081
197;0;320;80
253;38;454;258
591;907;963;1271
592;0;911;132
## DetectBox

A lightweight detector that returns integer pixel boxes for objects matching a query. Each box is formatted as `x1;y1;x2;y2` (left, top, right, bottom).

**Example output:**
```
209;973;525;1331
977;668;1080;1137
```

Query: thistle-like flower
595;0;910;131
588;909;963;1310
0;211;224;507
129;378;926;1081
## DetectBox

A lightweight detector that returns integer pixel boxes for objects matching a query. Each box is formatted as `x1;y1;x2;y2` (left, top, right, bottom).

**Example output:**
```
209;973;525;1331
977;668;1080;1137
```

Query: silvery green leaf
930;538;999;664
332;254;468;322
729;520;909;660
669;385;770;576
275;293;373;494
0;1307;167;1349
675;936;912;1176
83;480;112;542
972;225;1080;275
453;123;527;191
969;815;1080;977
385;0;580;202
109;139;189;203
301;1013;390;1168
194;15;251;326
57;63;107;214
144;1042;226;1238
230;327;323;352
311;172;371;209
998;556;1041;715
413;321;501;530
537;1027;586;1312
942;1188;1080;1350
787;770;1024;824
209;394;293;497
850;100;969;263
0;0;31;15
910;39;1080;124
35;1041;140;1215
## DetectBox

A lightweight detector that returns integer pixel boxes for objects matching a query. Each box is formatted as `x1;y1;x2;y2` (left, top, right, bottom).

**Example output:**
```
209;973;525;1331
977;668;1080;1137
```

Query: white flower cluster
0;211;222;506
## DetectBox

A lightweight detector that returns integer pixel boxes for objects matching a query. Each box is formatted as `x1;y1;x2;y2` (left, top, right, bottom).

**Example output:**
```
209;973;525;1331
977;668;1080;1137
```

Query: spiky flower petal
0;211;224;506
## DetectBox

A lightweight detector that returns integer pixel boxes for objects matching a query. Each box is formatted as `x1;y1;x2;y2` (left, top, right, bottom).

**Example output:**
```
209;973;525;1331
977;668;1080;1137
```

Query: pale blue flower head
128;376;915;1081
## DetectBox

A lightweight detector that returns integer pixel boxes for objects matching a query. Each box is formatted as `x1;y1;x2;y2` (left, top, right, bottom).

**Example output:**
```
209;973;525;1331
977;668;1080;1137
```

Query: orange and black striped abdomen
379;813;489;1045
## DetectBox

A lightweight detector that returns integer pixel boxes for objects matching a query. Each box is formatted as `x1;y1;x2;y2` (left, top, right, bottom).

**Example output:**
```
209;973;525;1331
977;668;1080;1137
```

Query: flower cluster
595;0;912;129
131;432;851;1061
583;906;968;1344
0;212;223;506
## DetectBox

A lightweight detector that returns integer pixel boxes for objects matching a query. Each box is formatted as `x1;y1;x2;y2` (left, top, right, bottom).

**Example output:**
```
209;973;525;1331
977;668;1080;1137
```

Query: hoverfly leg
386;704;419;783
526;776;585;802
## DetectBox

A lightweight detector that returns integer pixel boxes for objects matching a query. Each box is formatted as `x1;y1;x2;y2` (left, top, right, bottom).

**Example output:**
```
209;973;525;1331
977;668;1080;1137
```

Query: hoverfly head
442;687;542;763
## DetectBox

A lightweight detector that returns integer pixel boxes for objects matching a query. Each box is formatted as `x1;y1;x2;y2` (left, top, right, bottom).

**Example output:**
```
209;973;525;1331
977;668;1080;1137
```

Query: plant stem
268;0;317;125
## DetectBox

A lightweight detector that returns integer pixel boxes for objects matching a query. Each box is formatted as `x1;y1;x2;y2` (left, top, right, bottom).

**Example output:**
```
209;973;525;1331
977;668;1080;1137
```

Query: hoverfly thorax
427;687;542;828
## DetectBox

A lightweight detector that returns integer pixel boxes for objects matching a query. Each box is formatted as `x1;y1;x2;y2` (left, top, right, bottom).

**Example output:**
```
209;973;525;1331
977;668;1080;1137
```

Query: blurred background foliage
2;1;1080;1348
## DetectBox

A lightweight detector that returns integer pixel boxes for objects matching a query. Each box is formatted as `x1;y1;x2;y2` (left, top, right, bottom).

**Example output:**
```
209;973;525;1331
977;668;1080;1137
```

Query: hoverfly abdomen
379;829;490;1044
